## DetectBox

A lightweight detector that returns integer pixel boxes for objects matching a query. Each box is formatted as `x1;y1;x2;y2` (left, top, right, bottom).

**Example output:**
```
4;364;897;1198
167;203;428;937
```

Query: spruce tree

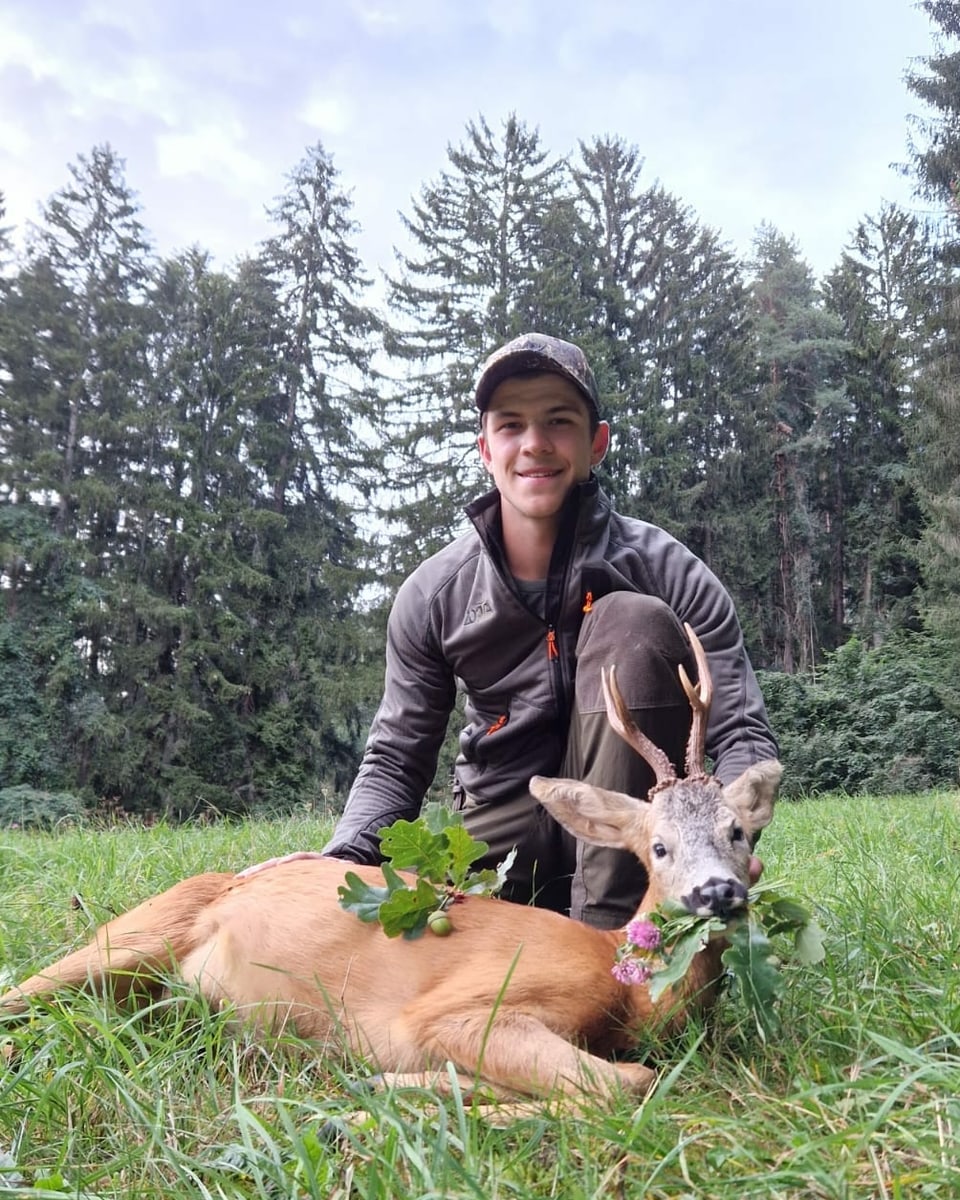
822;205;931;643
572;138;765;651
0;148;155;803
904;1;960;706
749;225;850;672
260;142;384;513
382;114;568;571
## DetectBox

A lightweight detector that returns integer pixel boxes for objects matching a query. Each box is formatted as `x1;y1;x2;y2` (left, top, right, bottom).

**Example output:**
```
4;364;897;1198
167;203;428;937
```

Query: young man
318;332;778;930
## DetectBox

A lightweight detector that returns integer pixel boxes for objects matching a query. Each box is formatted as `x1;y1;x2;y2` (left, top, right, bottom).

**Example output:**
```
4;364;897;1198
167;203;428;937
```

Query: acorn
427;910;453;937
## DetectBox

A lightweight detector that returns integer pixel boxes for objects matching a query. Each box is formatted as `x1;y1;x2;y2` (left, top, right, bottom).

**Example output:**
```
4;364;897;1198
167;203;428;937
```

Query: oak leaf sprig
613;881;826;1039
338;803;516;939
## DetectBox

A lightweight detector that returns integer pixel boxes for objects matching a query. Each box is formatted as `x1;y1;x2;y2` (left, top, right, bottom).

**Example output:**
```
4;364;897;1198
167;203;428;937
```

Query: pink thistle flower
611;957;653;986
625;919;661;951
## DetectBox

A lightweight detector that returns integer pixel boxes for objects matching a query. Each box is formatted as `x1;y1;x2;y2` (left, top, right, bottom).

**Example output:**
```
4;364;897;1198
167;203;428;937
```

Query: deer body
0;630;782;1103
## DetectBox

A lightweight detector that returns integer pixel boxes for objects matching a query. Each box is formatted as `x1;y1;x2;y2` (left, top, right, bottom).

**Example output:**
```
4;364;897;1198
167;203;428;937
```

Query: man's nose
521;422;553;452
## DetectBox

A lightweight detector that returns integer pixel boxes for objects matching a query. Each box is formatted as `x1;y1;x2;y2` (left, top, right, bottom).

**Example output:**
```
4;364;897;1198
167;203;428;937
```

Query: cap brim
475;350;598;415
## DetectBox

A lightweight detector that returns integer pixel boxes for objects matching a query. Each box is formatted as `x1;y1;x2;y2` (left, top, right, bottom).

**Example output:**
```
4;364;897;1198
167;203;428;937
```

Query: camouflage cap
474;333;601;420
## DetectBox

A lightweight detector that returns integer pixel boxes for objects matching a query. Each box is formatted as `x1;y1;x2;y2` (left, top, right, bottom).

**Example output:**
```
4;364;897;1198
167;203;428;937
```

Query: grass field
0;793;958;1198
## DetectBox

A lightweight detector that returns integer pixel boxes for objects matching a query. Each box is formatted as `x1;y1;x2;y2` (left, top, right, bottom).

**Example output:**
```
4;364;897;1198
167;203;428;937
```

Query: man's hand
236;850;328;879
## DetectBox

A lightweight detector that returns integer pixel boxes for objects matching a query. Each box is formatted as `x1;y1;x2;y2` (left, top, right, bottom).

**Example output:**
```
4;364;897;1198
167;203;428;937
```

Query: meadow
0;793;958;1199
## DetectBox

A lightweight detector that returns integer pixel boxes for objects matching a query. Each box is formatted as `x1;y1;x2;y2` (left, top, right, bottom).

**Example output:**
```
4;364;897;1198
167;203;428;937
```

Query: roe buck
0;627;781;1104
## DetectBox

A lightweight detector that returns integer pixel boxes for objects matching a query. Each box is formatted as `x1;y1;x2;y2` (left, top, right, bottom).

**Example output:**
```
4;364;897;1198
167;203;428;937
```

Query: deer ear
721;760;782;837
529;776;649;849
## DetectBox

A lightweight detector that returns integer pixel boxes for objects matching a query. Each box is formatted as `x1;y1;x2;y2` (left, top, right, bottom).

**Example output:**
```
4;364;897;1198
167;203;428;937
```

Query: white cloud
155;121;269;192
0;16;61;77
0;120;30;158
350;3;404;34
0;0;941;280
79;0;163;41
299;93;353;138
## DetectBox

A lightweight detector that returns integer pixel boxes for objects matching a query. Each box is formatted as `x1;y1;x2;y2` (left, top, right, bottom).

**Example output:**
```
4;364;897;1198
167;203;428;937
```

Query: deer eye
731;826;745;843
652;842;668;859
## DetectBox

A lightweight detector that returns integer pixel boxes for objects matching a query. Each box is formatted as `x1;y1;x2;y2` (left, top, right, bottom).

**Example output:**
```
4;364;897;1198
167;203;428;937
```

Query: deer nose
683;876;748;918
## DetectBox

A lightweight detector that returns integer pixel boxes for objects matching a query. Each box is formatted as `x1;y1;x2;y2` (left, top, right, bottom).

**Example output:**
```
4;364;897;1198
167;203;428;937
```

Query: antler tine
678;623;713;779
601;665;676;793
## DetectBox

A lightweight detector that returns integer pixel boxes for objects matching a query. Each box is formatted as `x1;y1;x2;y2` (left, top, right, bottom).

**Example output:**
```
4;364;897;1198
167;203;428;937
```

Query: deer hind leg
0;873;233;1015
398;1007;656;1103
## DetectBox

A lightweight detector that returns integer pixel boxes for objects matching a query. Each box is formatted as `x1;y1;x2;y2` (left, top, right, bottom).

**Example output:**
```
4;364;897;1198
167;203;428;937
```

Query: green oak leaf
461;847;518;896
378;817;451;882
339;807;512;938
378;802;491;888
377;874;444;939
337;863;412;924
443;822;492;889
640;880;825;1036
748;882;826;964
795;917;827;964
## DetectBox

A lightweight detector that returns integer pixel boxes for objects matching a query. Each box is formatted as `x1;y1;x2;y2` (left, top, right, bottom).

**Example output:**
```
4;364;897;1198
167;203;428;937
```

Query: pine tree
568;136;651;407
33;146;153;544
255;142;388;802
110;243;379;816
0;149;155;801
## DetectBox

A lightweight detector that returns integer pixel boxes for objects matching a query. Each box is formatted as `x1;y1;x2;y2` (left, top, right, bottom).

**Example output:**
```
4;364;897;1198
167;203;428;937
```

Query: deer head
529;624;781;919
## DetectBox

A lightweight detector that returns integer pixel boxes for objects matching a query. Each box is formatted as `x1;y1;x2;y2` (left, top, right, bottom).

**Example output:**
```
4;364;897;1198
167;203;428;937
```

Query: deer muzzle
682;876;748;918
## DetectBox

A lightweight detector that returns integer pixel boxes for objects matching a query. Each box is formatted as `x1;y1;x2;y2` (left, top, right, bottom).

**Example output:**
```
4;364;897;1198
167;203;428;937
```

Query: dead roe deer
0;627;781;1103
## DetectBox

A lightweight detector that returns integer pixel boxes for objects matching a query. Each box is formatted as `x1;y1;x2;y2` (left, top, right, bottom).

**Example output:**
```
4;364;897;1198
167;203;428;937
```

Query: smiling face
478;373;609;556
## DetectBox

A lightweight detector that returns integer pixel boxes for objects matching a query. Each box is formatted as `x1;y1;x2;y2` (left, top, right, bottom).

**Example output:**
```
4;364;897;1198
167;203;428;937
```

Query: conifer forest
2;2;960;820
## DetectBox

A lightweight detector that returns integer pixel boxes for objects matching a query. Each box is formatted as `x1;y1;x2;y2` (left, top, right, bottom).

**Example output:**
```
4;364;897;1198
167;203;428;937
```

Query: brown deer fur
0;633;781;1104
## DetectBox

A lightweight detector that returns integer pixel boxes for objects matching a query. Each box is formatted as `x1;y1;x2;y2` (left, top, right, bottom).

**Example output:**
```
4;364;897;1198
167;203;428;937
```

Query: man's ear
591;421;611;467
477;430;493;474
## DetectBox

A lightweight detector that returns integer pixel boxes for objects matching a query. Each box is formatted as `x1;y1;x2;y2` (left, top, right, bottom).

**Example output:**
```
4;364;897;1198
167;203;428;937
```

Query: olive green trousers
458;592;696;930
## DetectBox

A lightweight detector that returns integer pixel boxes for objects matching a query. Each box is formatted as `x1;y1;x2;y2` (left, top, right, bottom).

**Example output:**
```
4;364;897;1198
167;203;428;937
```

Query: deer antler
602;625;715;795
678;623;712;780
601;665;677;794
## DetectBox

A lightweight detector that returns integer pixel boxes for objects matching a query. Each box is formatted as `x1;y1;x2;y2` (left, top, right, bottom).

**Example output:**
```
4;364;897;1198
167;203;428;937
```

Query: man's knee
575;592;693;710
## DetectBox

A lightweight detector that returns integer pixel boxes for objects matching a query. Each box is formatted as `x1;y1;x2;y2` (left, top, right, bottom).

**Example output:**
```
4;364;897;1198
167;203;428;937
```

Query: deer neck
618;893;729;1025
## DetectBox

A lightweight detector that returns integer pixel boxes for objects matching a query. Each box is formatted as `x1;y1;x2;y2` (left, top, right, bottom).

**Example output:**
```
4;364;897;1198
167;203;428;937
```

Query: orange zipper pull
546;629;558;660
486;714;507;735
582;591;593;613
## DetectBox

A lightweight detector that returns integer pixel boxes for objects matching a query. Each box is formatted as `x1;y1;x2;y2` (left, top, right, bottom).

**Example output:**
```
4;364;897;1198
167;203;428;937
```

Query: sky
0;0;940;297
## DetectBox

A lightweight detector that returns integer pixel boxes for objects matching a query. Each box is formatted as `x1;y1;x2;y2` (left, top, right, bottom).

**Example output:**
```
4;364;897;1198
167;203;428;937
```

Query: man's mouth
518;468;562;479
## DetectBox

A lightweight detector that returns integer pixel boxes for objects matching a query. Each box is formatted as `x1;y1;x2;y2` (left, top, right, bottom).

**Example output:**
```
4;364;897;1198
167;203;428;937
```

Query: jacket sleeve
322;571;457;863
638;529;779;786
